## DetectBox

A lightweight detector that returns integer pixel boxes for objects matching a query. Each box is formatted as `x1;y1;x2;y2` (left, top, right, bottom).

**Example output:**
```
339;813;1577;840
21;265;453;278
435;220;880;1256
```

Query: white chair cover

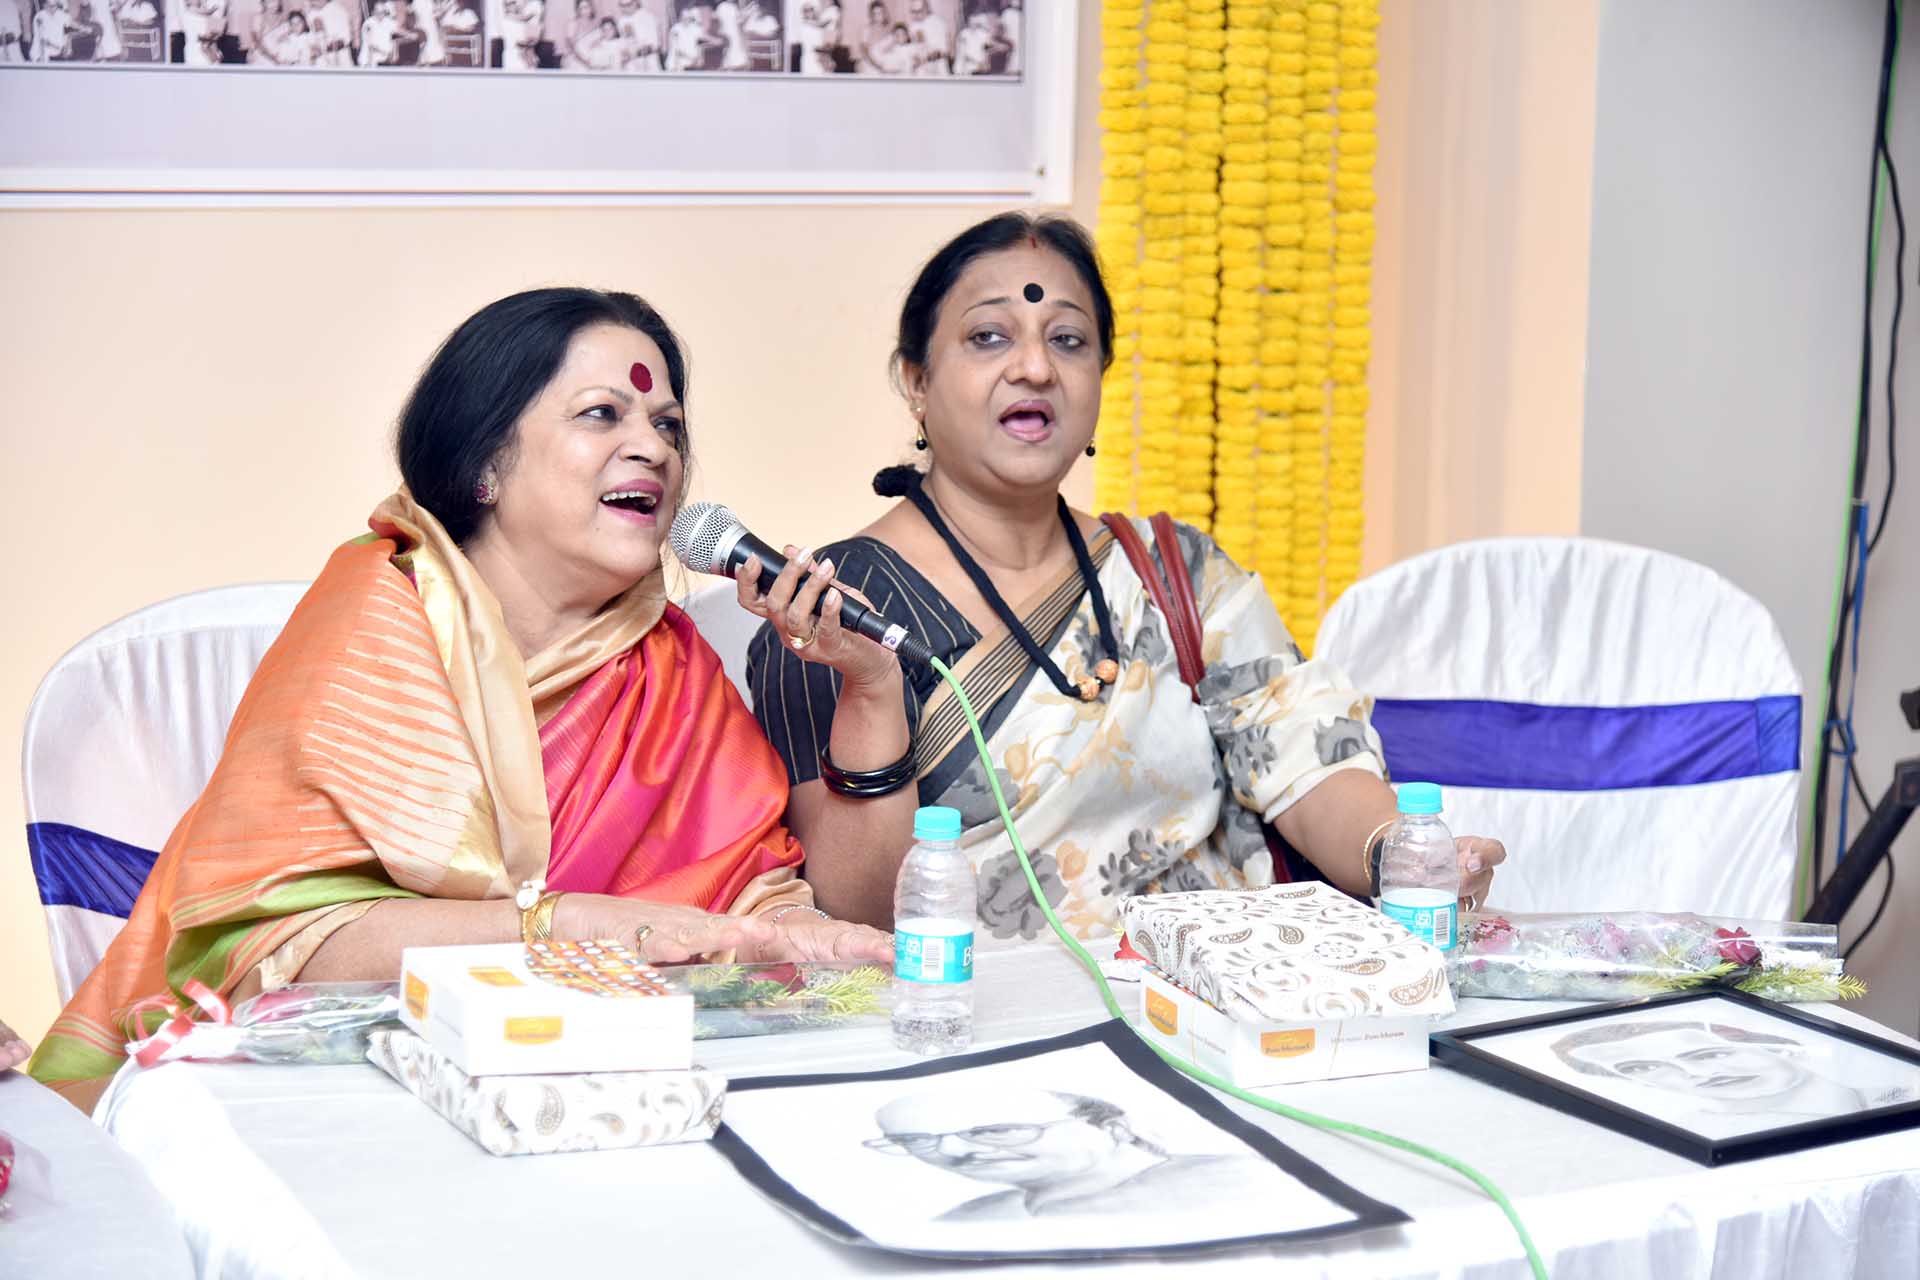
23;583;309;1003
1314;538;1801;919
676;580;760;708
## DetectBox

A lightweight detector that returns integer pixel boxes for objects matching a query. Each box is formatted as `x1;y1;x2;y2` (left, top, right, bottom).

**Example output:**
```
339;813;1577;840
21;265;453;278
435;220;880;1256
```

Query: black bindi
1023;282;1045;303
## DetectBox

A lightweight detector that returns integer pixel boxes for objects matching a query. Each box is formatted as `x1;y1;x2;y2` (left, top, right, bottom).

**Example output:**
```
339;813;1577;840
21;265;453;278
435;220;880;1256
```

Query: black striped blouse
746;536;1044;807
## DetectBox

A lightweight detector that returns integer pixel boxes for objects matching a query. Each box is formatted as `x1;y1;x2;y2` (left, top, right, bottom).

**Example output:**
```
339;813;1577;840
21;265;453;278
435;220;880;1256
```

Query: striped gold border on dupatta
914;528;1116;780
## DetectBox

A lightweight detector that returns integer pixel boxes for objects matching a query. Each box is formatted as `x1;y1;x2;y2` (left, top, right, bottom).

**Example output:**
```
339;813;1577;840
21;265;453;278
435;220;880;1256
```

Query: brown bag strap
1149;512;1205;670
1100;512;1205;700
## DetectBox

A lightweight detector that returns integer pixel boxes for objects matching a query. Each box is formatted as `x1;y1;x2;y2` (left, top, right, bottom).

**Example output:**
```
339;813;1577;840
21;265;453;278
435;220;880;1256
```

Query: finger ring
631;923;655;951
789;631;816;651
1461;893;1479;913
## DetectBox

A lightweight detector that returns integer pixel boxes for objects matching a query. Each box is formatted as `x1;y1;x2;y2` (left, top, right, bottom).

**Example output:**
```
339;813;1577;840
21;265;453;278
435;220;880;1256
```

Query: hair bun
872;464;925;498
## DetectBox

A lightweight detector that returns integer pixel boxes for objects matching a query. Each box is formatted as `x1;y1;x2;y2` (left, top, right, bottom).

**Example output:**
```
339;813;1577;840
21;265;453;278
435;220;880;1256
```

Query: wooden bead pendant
1093;658;1120;685
1077;677;1101;701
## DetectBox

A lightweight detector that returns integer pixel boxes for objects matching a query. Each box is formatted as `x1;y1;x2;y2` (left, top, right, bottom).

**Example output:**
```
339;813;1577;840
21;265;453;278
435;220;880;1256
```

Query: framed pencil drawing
1431;989;1920;1166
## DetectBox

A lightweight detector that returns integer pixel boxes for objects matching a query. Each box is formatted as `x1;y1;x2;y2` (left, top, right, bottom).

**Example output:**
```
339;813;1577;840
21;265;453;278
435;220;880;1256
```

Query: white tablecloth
0;1069;195;1280
95;944;1920;1279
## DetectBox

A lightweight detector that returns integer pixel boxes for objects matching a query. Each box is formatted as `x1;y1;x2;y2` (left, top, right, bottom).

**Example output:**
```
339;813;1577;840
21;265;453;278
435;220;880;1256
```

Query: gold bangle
1362;818;1395;894
766;903;830;925
520;890;563;944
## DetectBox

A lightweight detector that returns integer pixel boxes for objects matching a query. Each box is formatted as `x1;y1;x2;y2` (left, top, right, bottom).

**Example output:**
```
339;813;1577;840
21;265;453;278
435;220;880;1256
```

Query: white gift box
398;940;693;1077
1122;883;1453;1088
1139;966;1429;1087
367;1029;724;1157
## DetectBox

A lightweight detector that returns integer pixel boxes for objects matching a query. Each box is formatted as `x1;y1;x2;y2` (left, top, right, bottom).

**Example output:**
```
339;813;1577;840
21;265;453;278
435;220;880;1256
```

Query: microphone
670;501;935;665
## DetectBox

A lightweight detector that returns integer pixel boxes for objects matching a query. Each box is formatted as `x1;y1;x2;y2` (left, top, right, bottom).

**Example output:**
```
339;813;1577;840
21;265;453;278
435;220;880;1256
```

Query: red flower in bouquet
1714;927;1760;967
1470;916;1518;952
749;963;804;993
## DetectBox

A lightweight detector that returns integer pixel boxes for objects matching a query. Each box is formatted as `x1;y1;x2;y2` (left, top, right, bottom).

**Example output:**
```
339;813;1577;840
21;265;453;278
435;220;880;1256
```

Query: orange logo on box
1146;989;1179;1036
504;1016;563;1045
1260;1029;1315;1059
466;966;524;988
403;972;428;1021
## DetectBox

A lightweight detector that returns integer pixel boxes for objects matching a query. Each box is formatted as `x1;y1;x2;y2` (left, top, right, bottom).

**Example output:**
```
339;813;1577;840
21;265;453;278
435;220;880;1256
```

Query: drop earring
915;433;929;451
1085;442;1097;457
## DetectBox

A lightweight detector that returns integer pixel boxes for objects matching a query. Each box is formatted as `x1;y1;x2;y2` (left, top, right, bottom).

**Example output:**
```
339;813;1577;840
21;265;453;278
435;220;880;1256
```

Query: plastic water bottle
892;805;976;1055
1377;782;1460;951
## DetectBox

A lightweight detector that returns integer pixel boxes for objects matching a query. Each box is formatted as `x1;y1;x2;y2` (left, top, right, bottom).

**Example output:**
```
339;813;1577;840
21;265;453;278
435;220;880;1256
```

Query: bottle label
895;929;974;983
1381;894;1457;951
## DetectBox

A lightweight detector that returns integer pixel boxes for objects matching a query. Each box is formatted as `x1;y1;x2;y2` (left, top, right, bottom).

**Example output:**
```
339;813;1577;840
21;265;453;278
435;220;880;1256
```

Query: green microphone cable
928;654;1548;1280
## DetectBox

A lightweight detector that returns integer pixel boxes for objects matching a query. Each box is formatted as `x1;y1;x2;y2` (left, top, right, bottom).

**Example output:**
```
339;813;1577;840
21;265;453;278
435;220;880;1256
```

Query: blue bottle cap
1396;782;1443;815
913;805;964;840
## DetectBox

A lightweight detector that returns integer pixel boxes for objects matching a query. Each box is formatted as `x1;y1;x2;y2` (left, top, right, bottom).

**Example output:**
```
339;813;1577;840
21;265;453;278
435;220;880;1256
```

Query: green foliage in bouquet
1735;967;1870;1002
677;962;891;1039
1617;947;1740;997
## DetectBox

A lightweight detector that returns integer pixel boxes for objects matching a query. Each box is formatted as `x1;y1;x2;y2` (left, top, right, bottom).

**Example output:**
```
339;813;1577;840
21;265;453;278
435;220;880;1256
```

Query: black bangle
819;741;917;799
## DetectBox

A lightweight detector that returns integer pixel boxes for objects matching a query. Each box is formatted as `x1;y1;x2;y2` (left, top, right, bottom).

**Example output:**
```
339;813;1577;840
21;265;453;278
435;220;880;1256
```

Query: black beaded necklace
903;474;1120;701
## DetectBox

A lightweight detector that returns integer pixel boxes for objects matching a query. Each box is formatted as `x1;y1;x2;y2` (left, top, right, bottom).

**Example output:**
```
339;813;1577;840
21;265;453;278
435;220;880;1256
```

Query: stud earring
475;479;498;505
1085;442;1097;457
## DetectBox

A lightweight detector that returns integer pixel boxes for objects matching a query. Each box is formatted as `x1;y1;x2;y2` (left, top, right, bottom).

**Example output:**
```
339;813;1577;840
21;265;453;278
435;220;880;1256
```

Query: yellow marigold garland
1176;0;1224;530
1259;1;1307;629
1095;2;1148;512
1285;1;1337;641
1326;0;1378;607
1212;0;1268;567
1096;0;1378;650
1134;0;1188;518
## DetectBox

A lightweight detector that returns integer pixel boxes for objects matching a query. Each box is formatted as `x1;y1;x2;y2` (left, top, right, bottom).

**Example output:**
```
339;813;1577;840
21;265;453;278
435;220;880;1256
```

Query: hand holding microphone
670;503;933;681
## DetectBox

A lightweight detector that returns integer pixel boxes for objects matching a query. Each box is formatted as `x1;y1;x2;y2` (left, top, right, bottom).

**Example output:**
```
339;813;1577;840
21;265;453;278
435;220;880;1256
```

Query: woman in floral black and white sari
740;212;1508;948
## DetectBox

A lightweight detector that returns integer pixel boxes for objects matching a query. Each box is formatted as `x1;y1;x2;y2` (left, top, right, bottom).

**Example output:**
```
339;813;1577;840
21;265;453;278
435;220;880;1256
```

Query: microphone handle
723;531;934;665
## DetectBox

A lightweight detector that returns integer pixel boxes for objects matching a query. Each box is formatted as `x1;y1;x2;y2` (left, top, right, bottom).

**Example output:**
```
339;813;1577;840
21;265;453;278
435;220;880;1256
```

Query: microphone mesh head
668;501;740;574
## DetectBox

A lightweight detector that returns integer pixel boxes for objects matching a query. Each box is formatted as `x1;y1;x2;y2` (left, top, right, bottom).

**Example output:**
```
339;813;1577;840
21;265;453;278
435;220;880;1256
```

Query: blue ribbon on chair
1372;695;1801;792
28;823;160;917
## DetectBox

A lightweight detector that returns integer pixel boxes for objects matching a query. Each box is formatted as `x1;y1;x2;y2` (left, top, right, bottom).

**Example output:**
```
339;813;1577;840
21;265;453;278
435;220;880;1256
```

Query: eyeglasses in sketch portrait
863;1087;1270;1221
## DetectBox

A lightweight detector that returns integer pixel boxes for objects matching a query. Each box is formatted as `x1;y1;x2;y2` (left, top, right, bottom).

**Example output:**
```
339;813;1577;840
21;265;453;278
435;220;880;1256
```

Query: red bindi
630;362;653;393
1027;233;1039;250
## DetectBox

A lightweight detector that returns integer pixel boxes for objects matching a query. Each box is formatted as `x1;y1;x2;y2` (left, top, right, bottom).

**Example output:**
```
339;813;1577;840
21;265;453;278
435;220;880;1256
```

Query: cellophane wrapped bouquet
656;961;893;1039
1448;911;1867;1003
138;982;405;1066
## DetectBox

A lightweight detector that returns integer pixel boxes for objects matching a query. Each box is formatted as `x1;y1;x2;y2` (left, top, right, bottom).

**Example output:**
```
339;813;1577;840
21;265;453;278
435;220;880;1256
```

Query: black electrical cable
1812;0;1902;896
1843;847;1896;962
1836;116;1905;964
1869;123;1904;557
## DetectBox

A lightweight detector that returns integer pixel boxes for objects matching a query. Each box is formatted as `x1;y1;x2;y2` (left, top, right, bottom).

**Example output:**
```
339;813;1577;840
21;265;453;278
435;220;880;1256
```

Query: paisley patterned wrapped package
366;1028;725;1157
1120;882;1455;1022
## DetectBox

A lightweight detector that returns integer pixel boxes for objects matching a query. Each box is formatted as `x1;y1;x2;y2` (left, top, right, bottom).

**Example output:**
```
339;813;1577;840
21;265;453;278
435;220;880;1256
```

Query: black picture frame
711;1019;1409;1261
1431;989;1920;1167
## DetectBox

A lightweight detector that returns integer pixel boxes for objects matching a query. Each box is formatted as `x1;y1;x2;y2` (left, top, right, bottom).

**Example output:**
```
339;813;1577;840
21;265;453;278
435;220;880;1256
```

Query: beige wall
1368;0;1597;567
0;0;1595;1045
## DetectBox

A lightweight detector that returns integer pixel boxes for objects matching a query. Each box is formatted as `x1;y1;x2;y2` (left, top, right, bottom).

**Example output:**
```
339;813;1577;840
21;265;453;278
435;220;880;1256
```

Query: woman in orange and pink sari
31;287;891;1108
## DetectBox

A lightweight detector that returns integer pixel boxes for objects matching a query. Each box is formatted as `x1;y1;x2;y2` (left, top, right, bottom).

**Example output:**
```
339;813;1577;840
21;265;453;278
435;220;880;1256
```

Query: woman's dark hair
396;287;690;544
876;212;1114;497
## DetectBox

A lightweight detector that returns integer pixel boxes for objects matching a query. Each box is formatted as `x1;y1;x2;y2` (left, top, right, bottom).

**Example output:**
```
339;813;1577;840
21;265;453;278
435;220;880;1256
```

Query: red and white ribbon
126;979;235;1068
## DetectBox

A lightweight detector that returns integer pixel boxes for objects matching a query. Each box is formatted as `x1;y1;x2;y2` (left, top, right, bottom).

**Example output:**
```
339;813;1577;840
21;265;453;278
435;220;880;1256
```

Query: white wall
1582;0;1919;1035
